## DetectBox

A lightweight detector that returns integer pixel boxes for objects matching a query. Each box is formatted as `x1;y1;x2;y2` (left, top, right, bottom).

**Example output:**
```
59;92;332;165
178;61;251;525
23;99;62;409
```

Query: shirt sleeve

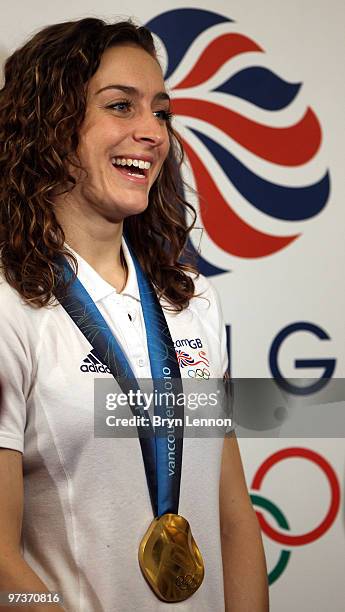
201;277;235;433
215;288;235;434
0;285;35;452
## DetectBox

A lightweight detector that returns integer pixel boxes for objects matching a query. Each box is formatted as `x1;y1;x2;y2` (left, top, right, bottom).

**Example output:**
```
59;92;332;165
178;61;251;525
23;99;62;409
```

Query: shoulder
193;272;221;303
0;275;48;337
0;276;60;380
188;272;224;323
164;271;225;339
0;276;33;317
0;276;26;313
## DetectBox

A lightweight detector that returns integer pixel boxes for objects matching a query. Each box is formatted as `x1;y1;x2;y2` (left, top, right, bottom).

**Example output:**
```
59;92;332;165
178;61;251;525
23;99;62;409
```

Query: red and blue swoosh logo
147;9;330;275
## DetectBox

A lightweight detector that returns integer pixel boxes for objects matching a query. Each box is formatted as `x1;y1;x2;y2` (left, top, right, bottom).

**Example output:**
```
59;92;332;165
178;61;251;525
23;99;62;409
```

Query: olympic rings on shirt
187;367;210;380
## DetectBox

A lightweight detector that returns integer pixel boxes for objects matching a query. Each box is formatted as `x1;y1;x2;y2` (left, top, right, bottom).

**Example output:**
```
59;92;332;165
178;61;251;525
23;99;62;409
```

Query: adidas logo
80;349;111;374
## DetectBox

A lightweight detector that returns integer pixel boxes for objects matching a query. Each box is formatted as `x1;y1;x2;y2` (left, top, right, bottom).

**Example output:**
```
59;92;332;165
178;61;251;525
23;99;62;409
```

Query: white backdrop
1;1;344;610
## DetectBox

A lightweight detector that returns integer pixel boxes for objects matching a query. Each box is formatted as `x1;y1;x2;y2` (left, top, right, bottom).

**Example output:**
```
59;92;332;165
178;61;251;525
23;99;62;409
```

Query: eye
154;110;174;122
106;101;173;122
107;100;132;112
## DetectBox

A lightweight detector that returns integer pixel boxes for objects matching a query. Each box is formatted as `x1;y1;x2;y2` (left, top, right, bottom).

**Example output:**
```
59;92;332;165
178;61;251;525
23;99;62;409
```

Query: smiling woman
0;16;268;612
0;19;195;307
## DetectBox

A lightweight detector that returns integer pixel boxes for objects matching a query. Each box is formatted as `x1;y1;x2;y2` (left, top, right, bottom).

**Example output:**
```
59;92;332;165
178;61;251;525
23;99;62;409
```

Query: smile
111;156;151;183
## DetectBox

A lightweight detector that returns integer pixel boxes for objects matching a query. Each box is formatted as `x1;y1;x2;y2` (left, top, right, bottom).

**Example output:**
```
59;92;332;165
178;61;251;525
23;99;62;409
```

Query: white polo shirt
0;241;231;612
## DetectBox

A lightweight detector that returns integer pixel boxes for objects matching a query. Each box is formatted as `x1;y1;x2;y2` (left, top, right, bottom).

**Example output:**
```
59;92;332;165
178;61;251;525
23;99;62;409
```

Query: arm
0;448;64;611
219;432;269;612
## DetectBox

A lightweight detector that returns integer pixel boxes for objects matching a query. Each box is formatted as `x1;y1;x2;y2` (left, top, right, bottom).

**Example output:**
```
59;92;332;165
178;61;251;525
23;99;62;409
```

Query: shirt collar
121;239;140;301
65;237;140;303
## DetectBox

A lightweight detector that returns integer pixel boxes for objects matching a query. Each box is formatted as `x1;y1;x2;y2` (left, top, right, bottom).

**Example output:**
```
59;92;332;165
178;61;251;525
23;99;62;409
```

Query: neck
55;198;127;292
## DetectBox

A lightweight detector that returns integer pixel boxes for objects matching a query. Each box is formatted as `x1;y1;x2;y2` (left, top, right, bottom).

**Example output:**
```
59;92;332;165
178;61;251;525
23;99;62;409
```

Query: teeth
112;157;152;170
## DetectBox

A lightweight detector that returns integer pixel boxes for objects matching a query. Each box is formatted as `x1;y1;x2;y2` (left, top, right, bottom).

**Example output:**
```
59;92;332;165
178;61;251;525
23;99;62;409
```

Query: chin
107;197;149;221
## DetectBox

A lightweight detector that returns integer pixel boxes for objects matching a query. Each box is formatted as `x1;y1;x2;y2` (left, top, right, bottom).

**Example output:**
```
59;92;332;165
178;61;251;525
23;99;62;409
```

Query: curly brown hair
0;17;197;310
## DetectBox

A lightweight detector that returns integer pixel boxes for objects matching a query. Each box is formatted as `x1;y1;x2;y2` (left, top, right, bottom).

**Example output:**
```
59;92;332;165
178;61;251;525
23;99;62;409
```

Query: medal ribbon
55;248;183;518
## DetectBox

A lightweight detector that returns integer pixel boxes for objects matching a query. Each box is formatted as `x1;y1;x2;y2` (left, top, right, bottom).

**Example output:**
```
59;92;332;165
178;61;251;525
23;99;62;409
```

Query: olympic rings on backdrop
250;447;341;584
251;447;340;546
249;494;291;585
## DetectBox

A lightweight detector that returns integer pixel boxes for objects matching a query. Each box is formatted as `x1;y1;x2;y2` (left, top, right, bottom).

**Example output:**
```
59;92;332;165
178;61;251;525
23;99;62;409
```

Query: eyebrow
94;84;170;103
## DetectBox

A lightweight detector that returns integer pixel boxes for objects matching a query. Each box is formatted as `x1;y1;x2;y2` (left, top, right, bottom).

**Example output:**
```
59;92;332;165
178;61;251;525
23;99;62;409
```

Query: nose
132;109;166;147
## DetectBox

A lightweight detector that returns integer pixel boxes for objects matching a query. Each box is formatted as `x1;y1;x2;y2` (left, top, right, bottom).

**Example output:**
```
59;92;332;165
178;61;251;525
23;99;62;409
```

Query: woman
0;17;268;612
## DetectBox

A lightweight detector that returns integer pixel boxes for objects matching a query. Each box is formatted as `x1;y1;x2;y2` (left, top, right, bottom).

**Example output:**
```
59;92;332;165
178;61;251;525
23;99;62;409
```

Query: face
68;44;171;222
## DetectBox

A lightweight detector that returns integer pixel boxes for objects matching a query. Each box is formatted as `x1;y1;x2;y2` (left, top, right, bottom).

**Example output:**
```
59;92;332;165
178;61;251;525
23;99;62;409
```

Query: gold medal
138;513;204;602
